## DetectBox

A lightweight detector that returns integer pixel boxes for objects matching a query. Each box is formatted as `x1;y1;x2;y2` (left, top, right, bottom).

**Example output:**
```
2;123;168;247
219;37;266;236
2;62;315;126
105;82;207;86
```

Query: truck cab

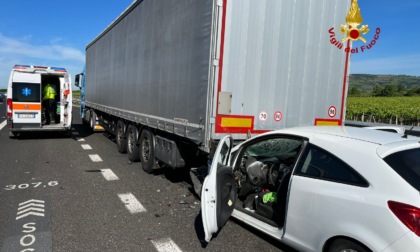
6;65;72;138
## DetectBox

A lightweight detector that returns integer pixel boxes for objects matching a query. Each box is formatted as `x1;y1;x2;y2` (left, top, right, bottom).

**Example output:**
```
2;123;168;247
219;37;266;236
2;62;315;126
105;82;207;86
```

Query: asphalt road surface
0;102;294;252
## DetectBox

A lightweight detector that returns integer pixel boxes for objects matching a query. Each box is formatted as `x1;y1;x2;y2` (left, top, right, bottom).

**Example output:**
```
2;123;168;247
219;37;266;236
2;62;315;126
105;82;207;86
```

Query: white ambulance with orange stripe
6;65;72;138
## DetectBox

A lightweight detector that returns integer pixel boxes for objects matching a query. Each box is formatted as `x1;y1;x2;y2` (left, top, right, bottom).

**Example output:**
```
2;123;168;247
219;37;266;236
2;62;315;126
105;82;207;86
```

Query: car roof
267;126;398;143
263;126;419;156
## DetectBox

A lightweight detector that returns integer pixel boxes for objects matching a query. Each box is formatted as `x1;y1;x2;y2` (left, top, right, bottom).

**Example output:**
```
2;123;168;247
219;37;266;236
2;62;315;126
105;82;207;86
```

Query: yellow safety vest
43;84;56;99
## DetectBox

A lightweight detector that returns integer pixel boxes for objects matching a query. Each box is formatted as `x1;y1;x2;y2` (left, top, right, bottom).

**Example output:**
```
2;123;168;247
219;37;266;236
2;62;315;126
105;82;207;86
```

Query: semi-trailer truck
76;0;351;173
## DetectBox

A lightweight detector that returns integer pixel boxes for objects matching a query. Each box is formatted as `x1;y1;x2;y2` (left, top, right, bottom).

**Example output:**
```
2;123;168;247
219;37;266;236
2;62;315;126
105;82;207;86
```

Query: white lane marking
89;154;103;162
81;144;92;150
16;207;45;216
17;203;44;211
0;120;7;131
151;238;183;252
117;193;146;214
101;169;119;181
76;138;86;142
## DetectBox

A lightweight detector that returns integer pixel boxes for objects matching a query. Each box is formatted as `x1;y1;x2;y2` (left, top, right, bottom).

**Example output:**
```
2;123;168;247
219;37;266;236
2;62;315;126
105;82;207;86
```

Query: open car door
201;135;236;242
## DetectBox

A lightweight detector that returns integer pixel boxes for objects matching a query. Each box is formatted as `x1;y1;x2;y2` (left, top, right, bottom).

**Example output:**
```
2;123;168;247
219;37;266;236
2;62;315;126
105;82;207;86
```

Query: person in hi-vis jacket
43;83;57;124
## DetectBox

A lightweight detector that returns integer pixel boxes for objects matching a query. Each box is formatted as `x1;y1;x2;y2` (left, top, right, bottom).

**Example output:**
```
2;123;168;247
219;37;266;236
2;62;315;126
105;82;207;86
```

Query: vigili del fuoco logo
329;0;380;54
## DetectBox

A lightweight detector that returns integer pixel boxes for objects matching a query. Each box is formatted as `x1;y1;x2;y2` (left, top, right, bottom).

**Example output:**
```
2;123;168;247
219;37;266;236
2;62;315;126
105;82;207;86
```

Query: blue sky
0;0;133;89
350;0;420;77
0;0;419;89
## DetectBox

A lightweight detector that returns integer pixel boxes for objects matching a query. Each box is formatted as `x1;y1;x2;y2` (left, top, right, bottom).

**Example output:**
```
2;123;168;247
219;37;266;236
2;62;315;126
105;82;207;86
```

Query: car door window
295;144;369;187
217;140;231;166
384;148;420;191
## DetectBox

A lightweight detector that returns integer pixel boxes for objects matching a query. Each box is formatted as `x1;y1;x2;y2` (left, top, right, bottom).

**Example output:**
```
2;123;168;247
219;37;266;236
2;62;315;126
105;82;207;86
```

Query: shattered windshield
245;138;302;158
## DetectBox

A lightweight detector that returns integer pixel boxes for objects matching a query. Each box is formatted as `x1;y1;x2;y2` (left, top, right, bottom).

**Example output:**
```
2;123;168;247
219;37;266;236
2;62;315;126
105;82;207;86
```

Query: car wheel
127;124;140;162
139;129;155;173
116;120;127;153
327;238;371;252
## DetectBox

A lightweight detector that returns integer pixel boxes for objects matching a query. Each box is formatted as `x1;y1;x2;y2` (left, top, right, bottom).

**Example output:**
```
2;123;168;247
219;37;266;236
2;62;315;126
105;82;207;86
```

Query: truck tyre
89;110;96;131
83;110;90;125
116;120;127;153
127;124;140;162
139;129;155;173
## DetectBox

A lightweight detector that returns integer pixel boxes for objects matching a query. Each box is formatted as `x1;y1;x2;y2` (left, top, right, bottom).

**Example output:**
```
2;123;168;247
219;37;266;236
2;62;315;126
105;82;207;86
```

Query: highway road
0;102;293;252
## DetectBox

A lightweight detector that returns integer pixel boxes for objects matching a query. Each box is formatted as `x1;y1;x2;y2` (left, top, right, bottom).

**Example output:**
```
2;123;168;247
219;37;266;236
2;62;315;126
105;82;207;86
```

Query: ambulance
6;65;72;138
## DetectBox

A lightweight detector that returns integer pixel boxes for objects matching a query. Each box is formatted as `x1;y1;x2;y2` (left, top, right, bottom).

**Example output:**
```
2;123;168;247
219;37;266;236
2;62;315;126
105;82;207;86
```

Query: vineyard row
346;97;420;126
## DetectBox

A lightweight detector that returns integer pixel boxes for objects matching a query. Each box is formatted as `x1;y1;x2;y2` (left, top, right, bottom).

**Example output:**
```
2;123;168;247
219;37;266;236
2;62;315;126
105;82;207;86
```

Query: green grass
72;90;81;100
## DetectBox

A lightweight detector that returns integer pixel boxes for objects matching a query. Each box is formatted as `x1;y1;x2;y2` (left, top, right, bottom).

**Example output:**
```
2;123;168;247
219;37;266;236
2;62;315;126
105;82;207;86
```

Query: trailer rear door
212;0;351;140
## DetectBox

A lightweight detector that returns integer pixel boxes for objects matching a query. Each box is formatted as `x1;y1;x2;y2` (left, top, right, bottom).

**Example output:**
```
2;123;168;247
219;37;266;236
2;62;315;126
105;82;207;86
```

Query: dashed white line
72;132;80;136
0;120;7;131
151;238;183;252
117;193;146;214
81;144;92;150
76;138;85;142
89;154;103;162
101;169;120;181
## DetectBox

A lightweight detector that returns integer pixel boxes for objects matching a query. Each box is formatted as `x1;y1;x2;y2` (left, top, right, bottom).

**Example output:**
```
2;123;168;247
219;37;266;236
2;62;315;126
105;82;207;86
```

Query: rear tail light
388;201;420;236
7;98;12;117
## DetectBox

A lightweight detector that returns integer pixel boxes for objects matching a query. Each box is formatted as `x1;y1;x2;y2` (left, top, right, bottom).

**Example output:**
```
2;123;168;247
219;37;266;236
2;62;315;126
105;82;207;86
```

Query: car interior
232;137;304;227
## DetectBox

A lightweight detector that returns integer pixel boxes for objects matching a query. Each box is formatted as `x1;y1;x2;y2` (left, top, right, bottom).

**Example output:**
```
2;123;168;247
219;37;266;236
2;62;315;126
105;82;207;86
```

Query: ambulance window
12;83;41;102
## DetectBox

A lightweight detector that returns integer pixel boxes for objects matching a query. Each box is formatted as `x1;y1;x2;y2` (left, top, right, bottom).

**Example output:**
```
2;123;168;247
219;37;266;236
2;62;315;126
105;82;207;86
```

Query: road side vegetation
349;74;420;97
73;90;80;100
346;97;420;126
347;74;420;126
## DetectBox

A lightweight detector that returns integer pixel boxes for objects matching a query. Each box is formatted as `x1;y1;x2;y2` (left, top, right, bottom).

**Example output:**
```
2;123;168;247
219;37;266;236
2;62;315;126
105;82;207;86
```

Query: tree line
348;74;420;97
349;84;420;97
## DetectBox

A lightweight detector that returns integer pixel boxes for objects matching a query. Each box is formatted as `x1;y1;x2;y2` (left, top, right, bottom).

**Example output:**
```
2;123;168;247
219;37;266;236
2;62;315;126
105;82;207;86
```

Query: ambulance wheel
116;120;127;153
62;130;72;137
127;124;140;162
9;131;16;139
139;129;155;173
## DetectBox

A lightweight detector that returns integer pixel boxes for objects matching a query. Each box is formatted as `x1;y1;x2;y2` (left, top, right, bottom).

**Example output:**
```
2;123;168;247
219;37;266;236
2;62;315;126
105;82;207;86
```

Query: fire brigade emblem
340;0;369;43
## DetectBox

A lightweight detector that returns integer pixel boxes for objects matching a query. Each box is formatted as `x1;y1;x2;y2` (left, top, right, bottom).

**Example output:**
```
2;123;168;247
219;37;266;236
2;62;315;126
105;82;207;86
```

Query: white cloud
0;34;84;62
0;34;85;88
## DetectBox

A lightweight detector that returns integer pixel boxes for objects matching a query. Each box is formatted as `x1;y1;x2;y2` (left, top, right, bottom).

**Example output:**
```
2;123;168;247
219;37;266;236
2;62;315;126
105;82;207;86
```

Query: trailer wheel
139;129;155;173
116;120;127;153
127;124;140;162
83;110;90;125
89;110;95;131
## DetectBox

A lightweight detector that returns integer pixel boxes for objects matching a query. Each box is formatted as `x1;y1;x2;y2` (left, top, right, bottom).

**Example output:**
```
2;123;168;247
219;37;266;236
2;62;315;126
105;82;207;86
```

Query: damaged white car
200;126;420;252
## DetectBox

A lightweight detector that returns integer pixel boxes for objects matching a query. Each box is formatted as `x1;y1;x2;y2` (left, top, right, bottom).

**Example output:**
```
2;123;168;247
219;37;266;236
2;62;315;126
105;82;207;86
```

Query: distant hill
349;74;420;93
